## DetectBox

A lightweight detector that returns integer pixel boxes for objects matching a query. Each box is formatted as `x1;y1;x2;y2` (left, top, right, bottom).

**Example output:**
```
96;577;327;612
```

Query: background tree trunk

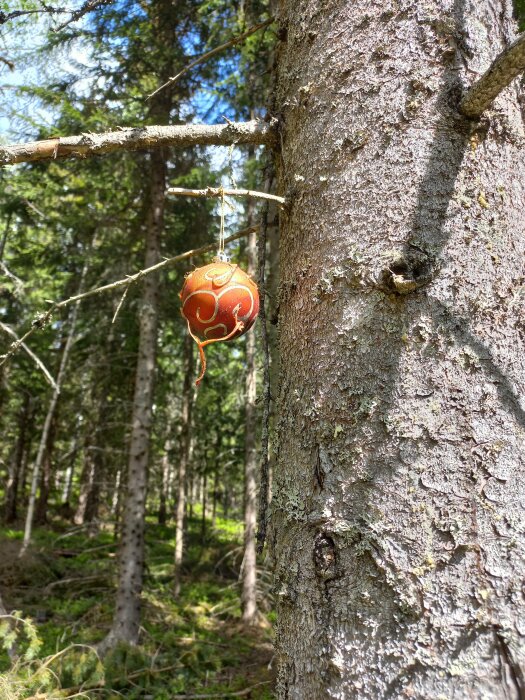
103;147;165;647
242;224;258;625
4;393;31;523
21;281;85;552
174;332;195;597
158;440;172;526
271;0;525;698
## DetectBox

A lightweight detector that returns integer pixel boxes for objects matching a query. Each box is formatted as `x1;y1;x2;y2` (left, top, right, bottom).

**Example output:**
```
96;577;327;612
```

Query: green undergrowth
0;513;274;699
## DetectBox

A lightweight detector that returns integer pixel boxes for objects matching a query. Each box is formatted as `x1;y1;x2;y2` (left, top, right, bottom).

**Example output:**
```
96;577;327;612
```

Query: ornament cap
214;251;230;263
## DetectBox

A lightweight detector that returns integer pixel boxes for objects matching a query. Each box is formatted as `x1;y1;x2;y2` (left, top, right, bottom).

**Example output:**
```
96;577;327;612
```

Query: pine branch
0;225;258;368
148;18;274;100
0;120;277;167
460;32;525;118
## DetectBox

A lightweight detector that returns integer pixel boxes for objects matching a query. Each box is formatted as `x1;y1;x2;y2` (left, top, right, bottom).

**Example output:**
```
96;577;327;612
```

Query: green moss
0;514;274;699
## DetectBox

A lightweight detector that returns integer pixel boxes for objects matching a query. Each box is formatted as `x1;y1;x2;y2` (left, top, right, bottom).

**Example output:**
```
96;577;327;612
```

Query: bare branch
0;322;58;390
53;0;112;32
167;186;285;205
0;7;70;24
0;225;258;368
460;32;525;119
0;56;15;70
148;18;274;100
170;681;271;699
0;120;277;167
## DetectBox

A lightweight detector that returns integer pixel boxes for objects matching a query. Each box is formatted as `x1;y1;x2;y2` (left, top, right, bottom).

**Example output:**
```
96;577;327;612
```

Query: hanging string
218;186;226;259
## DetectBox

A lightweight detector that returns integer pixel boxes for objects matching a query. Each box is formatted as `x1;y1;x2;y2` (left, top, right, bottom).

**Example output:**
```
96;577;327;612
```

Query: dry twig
0;321;57;389
167;186;285;205
148;19;273;100
0;225;258;369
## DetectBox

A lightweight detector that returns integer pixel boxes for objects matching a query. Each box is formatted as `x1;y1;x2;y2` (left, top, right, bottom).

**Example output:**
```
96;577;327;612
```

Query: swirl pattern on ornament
182;284;255;338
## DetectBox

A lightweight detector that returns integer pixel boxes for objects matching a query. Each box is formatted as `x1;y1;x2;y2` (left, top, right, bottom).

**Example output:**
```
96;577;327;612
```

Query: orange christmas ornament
180;260;259;385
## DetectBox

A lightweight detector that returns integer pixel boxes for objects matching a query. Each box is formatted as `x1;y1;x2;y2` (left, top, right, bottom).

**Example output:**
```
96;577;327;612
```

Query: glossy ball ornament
180;261;259;385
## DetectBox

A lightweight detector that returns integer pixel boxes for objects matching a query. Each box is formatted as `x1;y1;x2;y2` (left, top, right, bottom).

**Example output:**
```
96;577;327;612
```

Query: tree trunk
173;332;195;597
74;441;103;526
272;1;525;698
61;437;78;506
34;411;58;524
102;148;165;647
158;441;172;526
111;468;122;532
21;279;85;552
4;393;31;523
242;225;259;625
201;471;207;542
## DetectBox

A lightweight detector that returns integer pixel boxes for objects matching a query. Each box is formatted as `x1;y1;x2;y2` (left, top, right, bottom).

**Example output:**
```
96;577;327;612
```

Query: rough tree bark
271;1;525;698
242;223;259;625
101;146;165;647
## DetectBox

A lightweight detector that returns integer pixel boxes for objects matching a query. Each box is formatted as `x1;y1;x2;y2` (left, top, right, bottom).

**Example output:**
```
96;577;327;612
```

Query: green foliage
515;0;525;30
1;2;272;698
0;516;273;699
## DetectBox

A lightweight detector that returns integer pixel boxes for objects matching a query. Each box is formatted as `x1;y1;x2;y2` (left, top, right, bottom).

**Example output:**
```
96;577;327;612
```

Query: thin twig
53;0;112;32
459;32;525;118
0;7;70;24
171;681;271;699
0;322;58;389
0;260;24;294
167;186;285;205
0;225;258;368
111;283;131;323
147;18;274;100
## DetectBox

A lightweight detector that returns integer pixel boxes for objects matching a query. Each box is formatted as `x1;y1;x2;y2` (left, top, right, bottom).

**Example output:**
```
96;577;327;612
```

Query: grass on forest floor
0;512;275;699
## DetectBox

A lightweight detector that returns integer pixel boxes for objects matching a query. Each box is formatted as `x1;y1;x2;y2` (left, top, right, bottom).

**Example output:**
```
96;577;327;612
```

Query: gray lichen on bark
271;0;525;698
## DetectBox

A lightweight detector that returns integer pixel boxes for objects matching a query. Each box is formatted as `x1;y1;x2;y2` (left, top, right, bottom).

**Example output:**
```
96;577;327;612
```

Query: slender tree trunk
61;438;77;506
173;332;195;597
158;441;172;526
242;224;258;625
211;467;218;527
272;1;525;698
74;442;102;526
4;393;31;523
201;471;207;542
34;411;58;524
21;281;85;553
112;468;122;532
102;148;165;647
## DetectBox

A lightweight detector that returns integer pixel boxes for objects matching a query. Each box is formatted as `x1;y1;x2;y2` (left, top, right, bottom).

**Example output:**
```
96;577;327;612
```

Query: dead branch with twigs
0;225;258;369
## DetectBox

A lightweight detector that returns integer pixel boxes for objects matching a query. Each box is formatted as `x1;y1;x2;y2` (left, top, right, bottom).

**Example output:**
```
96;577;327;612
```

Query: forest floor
0;513;275;699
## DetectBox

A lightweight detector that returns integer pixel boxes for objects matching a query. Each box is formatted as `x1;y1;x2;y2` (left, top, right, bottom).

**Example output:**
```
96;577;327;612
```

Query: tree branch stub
459;32;525;119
